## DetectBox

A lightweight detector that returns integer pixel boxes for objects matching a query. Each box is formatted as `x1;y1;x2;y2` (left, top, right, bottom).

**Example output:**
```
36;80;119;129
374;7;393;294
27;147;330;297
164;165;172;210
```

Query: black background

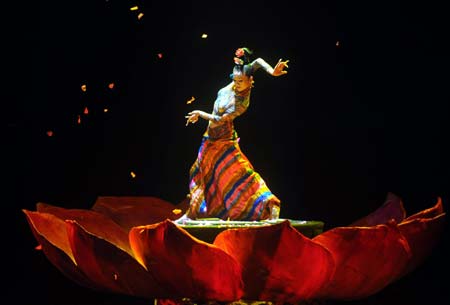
5;1;449;304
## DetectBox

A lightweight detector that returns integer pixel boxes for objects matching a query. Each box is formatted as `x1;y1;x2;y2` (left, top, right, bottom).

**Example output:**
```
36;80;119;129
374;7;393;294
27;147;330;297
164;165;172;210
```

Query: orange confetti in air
77;115;81;124
138;13;144;20
81;84;87;92
35;244;42;250
113;273;118;280
336;41;340;47
84;107;89;114
108;82;115;89
172;209;182;215
104;108;109;113
130;6;138;11
157;53;163;59
46;130;53;137
130;171;136;178
201;33;208;38
186;96;195;104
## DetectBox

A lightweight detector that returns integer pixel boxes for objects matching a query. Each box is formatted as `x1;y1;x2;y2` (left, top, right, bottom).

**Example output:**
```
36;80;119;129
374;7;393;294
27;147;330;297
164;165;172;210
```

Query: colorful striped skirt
186;134;281;221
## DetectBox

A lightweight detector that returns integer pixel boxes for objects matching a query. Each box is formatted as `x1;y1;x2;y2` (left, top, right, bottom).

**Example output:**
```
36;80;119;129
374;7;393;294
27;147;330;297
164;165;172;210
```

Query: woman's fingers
185;113;198;126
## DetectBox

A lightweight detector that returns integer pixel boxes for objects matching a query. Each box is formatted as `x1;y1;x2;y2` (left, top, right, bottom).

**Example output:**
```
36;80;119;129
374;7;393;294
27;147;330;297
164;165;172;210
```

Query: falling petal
186;96;195;104
130;6;138;11
138;13;144;20
46;130;53;137
201;33;208;38
130;171;136;178
81;84;87;92
35;244;42;250
172;209;182;215
157;53;163;59
108;83;115;89
336;41;340;47
77;115;81;124
84;107;89;115
104;108;109;112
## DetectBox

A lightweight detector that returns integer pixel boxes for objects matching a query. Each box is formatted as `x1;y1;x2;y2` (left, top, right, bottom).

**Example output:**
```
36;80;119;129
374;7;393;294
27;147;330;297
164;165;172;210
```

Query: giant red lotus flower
22;193;445;303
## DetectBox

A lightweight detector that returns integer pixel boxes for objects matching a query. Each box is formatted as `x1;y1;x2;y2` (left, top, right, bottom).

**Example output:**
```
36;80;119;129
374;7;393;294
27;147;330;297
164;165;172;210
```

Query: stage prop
22;193;445;303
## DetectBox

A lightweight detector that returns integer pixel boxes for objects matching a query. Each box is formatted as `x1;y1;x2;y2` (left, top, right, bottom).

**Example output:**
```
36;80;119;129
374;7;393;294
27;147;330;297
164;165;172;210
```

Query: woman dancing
176;47;289;223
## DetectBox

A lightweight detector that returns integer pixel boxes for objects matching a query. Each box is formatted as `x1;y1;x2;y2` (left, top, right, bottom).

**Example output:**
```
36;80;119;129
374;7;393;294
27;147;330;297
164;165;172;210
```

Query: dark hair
239;47;253;65
231;47;254;78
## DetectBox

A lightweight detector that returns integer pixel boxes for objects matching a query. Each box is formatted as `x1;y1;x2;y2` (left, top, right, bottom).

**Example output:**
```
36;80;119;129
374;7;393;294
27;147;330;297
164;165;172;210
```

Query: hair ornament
235;48;245;58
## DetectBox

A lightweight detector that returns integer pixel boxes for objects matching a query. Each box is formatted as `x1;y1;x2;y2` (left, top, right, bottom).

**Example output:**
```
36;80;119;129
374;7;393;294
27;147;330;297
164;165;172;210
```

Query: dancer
176;47;289;223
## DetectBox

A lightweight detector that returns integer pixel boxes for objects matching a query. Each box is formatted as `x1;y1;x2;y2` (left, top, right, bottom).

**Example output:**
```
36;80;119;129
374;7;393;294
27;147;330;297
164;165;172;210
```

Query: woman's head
232;74;253;93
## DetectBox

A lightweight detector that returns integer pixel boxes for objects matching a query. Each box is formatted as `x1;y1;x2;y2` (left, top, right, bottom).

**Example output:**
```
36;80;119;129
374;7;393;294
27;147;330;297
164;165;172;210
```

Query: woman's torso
206;83;250;140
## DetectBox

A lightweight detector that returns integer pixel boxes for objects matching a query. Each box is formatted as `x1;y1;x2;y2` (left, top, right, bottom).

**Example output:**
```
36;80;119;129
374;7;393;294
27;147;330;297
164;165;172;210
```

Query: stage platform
179;219;324;243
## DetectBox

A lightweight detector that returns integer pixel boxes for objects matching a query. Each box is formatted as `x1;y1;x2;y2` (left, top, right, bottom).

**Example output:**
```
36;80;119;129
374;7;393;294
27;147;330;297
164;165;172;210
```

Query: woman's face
233;74;253;92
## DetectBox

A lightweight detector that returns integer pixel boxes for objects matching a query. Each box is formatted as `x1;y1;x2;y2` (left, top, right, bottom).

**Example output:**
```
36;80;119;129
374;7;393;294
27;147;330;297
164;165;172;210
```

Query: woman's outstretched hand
272;59;289;76
185;110;200;126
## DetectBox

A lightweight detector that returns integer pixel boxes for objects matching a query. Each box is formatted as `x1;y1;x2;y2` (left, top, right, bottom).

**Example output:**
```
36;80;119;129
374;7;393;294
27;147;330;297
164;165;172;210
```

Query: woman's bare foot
174;214;191;225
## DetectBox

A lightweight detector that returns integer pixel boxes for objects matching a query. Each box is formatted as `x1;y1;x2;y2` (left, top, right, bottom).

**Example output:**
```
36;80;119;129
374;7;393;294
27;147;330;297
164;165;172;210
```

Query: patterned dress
186;70;281;221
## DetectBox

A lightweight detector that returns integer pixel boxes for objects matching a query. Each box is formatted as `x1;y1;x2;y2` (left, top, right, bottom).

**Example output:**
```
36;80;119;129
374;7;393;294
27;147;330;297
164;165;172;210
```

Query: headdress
230;47;254;79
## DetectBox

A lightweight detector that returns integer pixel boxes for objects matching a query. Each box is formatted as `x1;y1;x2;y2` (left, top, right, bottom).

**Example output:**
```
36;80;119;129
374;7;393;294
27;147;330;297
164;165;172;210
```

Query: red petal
36;202;131;253
22;210;103;291
403;197;444;221
129;220;243;301
91;196;185;231
397;212;446;278
214;221;335;302
350;192;406;226
66;220;169;299
313;222;411;300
